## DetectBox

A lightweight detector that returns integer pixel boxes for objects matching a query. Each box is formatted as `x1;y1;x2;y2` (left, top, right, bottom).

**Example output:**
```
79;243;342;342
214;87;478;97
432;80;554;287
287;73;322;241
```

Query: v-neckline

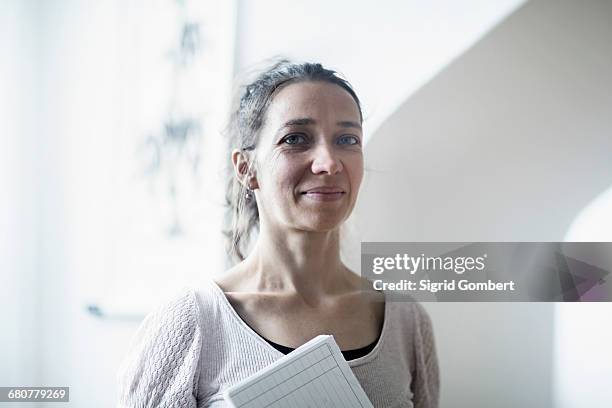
207;279;389;366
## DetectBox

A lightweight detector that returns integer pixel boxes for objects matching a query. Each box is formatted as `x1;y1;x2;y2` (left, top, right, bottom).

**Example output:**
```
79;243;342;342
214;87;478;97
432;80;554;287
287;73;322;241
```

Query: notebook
223;335;374;408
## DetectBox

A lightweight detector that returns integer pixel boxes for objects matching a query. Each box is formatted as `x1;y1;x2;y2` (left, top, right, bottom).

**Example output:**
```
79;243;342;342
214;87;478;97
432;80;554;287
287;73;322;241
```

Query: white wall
0;0;40;389
234;0;525;141
33;0;237;406
554;303;612;408
559;190;612;408
360;0;612;244
34;1;135;405
6;1;235;406
357;0;612;407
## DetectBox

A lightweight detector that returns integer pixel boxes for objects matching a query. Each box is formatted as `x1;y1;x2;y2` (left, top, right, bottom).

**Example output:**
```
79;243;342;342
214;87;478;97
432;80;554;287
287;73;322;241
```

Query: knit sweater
117;279;439;408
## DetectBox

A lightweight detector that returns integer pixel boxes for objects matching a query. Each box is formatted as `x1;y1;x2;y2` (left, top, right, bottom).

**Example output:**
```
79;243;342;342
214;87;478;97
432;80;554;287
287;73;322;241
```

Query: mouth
300;187;346;201
301;191;345;195
301;186;346;194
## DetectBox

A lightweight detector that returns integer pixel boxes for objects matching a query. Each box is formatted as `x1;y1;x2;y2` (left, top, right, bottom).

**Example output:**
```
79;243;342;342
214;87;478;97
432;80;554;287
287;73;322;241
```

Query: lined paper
224;335;373;408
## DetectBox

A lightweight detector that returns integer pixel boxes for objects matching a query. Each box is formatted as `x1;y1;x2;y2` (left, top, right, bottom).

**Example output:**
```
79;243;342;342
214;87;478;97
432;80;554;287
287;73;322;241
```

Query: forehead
264;81;361;126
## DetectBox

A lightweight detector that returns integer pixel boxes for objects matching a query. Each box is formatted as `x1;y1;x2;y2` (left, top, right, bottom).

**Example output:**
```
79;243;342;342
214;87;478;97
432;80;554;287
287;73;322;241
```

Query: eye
281;134;308;145
337;135;360;145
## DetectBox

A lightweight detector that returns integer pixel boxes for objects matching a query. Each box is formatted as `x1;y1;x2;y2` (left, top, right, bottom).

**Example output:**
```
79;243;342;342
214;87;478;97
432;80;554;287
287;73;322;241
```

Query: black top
262;335;378;361
240;310;380;360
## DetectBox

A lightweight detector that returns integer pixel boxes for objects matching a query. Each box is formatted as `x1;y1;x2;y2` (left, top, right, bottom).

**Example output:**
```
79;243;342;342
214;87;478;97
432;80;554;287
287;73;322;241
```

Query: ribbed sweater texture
117;279;439;407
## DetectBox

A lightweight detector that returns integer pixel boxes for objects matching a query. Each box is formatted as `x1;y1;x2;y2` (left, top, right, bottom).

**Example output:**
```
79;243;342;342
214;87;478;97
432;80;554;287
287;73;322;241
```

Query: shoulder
148;289;202;331
117;289;203;407
408;302;435;351
386;295;435;342
407;301;433;331
130;289;203;350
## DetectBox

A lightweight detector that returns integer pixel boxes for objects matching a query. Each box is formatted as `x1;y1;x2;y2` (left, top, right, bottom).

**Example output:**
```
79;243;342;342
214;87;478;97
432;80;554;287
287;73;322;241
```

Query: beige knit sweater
117;280;439;407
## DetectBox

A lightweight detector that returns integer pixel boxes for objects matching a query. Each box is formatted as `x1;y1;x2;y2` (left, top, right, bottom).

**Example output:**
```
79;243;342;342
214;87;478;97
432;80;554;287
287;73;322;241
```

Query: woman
118;60;439;407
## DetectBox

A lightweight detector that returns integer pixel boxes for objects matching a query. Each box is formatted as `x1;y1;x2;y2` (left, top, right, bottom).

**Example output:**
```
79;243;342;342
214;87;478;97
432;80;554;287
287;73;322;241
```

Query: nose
311;142;343;175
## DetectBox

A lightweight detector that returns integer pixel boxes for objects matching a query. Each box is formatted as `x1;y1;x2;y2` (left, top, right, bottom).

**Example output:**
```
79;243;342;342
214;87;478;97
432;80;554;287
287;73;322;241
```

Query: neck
243;222;354;298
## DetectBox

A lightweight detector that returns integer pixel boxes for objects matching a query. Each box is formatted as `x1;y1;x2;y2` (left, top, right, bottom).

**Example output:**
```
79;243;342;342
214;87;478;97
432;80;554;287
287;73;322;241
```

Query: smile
300;191;346;202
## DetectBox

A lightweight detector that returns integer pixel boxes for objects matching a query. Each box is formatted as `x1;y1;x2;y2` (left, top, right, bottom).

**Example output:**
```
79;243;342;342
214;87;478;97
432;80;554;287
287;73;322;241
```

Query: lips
301;186;346;194
300;186;346;202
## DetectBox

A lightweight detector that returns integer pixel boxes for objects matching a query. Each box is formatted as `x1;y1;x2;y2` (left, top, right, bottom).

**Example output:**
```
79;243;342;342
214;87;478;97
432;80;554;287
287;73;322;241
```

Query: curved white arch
564;186;612;242
557;185;612;407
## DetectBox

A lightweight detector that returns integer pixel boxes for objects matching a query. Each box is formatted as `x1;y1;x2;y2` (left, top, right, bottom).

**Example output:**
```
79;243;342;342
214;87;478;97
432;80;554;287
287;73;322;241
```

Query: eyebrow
278;117;362;131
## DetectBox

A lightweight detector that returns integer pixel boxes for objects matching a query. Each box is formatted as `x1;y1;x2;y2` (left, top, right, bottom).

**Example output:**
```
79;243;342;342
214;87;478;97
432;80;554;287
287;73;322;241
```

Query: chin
297;214;348;232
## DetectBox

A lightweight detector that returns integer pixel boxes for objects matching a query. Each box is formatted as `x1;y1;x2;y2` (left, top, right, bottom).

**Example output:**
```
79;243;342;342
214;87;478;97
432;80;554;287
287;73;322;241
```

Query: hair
223;59;363;263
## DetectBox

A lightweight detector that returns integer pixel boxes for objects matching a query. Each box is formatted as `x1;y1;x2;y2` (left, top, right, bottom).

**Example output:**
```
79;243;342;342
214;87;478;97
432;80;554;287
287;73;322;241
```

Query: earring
244;174;255;201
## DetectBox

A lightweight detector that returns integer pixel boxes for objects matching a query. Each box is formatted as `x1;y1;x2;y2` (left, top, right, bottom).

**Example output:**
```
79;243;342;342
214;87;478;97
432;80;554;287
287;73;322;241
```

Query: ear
231;149;259;189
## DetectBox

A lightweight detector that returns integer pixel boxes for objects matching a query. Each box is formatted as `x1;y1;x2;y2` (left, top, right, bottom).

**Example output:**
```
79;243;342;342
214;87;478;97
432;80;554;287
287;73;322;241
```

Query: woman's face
253;80;364;232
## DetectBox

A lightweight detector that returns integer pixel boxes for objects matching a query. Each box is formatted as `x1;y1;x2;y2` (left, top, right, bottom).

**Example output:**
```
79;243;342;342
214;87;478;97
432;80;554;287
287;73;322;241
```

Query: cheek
347;154;364;190
261;151;304;195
